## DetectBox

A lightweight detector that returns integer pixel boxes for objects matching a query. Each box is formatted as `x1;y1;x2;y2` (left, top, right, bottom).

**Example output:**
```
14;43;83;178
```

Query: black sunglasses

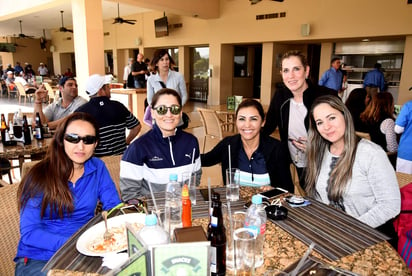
64;133;97;145
152;105;182;115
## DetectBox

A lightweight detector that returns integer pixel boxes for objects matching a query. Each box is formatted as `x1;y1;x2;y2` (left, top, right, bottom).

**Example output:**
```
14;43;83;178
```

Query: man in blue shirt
363;63;385;98
319;57;343;93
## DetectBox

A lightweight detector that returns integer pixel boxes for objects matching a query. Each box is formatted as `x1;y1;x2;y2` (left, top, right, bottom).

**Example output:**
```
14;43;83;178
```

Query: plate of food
76;213;145;256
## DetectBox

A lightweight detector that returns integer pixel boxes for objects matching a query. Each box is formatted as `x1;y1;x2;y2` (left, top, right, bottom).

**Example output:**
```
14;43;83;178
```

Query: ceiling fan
113;3;136;25
11;35;27;47
250;0;284;4
17;20;35;39
58;10;73;33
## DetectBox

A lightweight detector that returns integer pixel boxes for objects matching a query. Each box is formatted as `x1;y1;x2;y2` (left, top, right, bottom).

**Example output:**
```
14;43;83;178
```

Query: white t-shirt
287;99;308;168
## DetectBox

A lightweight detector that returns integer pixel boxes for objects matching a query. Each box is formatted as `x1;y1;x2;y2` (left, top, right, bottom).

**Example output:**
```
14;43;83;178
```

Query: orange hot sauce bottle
181;184;192;227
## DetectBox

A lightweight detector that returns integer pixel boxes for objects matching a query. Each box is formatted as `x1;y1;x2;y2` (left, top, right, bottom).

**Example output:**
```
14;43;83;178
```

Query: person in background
75;74;141;157
14;71;36;94
24;63;35;79
5;71;16;91
64;68;74;78
37;62;48;77
395;99;412;174
131;53;148;88
120;88;201;202
345;88;370;132
363;63;385;98
146;49;187;106
14;112;121;275
14;62;24;75
33;76;87;130
123;58;133;88
360;92;398;154
262;50;336;189
318;57;343;93
305;95;400;246
201;99;294;191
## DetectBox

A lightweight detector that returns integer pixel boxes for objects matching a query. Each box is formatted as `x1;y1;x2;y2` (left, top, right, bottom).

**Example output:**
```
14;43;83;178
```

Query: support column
71;0;105;98
399;35;412;105
261;43;275;104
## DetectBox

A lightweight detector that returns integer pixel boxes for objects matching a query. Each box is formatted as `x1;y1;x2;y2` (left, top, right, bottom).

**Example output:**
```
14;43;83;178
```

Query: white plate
76;213;145;257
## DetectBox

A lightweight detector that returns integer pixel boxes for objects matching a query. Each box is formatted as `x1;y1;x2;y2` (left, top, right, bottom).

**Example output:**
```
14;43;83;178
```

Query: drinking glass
182;171;198;205
226;168;240;201
222;205;246;271
234;227;256;275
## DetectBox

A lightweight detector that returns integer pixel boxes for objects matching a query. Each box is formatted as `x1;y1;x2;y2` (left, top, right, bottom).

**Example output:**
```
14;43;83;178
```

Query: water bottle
164;173;182;240
138;214;169;246
244;195;267;267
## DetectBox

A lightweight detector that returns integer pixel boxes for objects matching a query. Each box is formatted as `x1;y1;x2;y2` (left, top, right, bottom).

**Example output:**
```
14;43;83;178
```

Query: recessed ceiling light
362;38;370;42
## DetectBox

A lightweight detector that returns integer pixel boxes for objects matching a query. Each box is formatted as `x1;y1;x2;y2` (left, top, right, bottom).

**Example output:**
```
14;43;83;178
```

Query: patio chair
0;183;20;275
15;82;33;105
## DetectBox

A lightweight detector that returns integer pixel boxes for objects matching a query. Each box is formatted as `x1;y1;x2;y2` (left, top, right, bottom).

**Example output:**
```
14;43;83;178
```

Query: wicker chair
197;108;233;153
100;155;122;197
0;184;20;275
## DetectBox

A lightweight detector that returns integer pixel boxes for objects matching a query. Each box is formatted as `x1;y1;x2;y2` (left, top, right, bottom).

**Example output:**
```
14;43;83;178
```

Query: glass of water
226;168;240;201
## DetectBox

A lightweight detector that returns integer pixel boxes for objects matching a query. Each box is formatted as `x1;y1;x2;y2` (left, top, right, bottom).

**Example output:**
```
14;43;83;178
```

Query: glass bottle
34;112;44;140
22;115;32;145
207;192;226;275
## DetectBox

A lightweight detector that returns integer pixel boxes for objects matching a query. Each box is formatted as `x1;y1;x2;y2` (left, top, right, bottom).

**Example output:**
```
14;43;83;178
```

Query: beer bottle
34;112;44;140
207;193;226;275
1;113;9;143
22;115;32;145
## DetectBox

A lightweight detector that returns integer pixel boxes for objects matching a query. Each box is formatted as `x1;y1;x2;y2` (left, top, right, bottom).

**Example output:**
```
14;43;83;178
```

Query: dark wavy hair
360;92;394;124
150;49;176;72
17;112;99;219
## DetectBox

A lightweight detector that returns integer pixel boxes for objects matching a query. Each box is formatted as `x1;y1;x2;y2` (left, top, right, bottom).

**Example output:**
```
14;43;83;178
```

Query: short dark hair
151;88;182;107
331;57;341;64
150;49;176;72
59;76;76;87
374;63;382;69
236;99;265;121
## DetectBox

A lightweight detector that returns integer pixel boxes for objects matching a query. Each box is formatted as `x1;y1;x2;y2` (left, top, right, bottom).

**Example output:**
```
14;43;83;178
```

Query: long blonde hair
305;95;359;203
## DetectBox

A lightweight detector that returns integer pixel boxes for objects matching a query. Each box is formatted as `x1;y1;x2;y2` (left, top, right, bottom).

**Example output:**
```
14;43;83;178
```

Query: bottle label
210;246;217;273
245;224;259;236
211;216;218;227
260;223;266;235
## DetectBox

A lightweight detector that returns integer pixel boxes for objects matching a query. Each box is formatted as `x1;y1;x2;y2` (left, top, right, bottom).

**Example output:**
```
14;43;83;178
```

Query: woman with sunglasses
15;112;121;276
120;88;201;201
305;95;400;246
201;99;294;192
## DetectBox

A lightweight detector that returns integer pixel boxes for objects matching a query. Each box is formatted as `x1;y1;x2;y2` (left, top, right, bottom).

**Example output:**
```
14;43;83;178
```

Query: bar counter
46;187;410;275
110;88;146;122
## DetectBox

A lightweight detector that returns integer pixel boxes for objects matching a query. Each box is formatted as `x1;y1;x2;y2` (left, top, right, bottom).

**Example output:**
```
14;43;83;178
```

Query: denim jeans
15;257;47;276
134;80;146;88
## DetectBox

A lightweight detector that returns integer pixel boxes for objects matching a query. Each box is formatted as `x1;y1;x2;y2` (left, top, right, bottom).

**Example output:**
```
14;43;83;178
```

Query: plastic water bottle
244;195;267;267
164;173;182;240
138;214;169;246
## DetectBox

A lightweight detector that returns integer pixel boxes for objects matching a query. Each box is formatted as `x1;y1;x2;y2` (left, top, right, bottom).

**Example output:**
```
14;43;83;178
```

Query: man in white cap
75;74;141;157
33;76;87;130
37;62;48;77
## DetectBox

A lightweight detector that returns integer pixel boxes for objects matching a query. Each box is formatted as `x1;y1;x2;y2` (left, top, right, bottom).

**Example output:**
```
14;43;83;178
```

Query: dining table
44;186;410;276
0;136;52;172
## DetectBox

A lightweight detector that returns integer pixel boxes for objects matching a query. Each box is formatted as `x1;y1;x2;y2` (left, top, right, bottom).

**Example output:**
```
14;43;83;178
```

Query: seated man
5;71;17;91
75;74;141;157
14;71;36;94
33;76;87;130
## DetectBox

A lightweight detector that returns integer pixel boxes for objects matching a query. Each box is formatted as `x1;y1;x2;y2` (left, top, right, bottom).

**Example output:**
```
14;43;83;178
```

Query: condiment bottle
207;192;226;275
181;184;192;227
1;114;10;143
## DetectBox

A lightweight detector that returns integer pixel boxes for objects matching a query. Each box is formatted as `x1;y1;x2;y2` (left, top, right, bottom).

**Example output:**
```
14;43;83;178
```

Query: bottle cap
145;214;158;226
169;173;178;181
251;195;263;204
182;184;189;197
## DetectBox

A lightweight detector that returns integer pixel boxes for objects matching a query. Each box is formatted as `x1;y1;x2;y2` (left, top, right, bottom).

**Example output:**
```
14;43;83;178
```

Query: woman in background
305;95;400;246
120;88;201;201
360;92;398;153
146;49;187;106
344;87;370;132
15;112;121;276
202;99;293;192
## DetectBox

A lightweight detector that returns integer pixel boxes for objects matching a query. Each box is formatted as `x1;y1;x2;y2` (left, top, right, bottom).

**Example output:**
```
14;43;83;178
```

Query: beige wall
3;0;412;104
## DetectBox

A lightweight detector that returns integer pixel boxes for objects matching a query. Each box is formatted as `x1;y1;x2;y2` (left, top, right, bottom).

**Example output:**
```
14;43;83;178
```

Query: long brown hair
305;95;359;202
17;112;99;218
360;92;394;124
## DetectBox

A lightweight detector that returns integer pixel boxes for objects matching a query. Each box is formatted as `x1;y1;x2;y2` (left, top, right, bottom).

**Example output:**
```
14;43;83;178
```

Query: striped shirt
75;97;139;157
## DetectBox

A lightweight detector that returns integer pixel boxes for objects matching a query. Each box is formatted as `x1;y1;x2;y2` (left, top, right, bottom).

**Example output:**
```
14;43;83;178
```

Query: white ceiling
0;2;150;39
